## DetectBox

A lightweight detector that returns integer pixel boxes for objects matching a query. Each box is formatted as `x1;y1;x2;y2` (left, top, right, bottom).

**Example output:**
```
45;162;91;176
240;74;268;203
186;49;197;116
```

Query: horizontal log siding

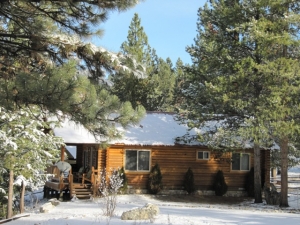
153;147;218;190
106;147;124;170
126;173;149;189
97;149;106;175
152;147;254;191
106;146;150;188
106;145;268;192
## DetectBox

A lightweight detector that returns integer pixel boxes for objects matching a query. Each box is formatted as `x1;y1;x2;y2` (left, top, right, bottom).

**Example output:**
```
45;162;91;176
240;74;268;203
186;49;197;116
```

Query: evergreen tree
270;144;300;170
120;13;153;65
173;58;188;109
0;107;64;218
179;0;300;206
147;163;163;194
110;13;176;111
0;0;145;142
110;13;153;109
213;170;228;196
147;57;176;111
0;0;141;84
0;1;146;218
183;167;195;194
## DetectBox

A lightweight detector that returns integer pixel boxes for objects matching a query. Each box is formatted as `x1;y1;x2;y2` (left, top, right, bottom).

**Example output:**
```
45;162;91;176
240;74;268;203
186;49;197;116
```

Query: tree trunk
280;136;289;207
7;170;14;218
253;143;262;203
20;181;25;213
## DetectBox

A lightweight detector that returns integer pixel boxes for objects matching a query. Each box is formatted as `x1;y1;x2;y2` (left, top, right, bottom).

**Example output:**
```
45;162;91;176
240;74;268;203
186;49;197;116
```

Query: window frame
231;153;250;171
196;150;210;160
124;149;151;172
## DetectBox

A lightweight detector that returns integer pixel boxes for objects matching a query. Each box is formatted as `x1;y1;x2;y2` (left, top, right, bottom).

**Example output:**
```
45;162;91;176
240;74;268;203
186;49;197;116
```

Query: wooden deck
44;168;98;200
44;180;69;192
44;165;99;199
44;180;94;200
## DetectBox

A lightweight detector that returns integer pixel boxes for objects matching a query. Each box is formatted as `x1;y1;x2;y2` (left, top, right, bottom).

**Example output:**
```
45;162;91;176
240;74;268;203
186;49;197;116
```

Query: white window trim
231;153;250;171
196;151;210;160
125;149;151;172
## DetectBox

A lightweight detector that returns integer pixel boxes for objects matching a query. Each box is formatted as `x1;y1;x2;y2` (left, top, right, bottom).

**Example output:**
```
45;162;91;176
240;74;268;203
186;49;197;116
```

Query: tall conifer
180;0;300;206
0;1;146;218
0;0;145;140
110;13;176;111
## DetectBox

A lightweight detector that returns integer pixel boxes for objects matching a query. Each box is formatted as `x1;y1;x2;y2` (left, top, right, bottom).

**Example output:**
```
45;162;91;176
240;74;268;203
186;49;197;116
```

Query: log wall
106;145;270;192
97;149;106;172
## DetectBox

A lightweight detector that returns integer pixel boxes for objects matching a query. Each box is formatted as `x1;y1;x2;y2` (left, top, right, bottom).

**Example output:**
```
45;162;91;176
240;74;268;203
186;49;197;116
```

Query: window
66;145;77;159
125;150;150;171
65;145;77;165
197;151;210;160
83;146;98;169
232;153;250;171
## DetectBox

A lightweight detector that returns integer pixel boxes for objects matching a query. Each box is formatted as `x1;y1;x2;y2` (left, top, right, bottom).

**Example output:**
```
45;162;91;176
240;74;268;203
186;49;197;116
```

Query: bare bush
99;168;123;217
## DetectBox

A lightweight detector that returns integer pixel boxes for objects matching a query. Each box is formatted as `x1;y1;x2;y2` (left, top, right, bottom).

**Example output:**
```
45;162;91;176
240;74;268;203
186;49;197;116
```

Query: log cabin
45;112;270;199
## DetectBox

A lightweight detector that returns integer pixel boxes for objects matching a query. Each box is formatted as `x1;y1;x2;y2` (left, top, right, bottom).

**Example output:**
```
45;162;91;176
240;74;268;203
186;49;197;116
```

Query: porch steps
72;183;93;199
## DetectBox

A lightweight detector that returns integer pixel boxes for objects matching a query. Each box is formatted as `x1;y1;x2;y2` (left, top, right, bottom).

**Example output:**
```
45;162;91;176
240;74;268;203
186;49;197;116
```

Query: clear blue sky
94;0;208;65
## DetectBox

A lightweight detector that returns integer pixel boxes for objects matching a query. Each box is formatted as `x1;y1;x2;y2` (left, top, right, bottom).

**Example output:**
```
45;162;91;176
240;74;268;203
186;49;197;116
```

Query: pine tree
147;57;176;111
180;0;300;206
120;13;153;65
271;145;300;170
0;1;147;218
0;0;141;84
173;58;192;110
0;0;145;142
0;107;64;218
110;13;176;111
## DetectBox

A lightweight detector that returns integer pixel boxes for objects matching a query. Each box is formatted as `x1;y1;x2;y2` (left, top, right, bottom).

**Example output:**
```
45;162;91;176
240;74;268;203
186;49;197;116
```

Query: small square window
197;151;210;160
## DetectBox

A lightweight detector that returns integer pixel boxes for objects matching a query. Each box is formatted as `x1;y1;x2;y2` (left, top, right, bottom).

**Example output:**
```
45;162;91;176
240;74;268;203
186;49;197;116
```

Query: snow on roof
54;112;201;146
53;112;279;149
111;112;200;146
54;119;98;144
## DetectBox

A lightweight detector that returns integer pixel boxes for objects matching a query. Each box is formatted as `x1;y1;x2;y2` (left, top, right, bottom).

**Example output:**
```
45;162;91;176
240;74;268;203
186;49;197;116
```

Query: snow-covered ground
4;193;300;225
5;166;300;225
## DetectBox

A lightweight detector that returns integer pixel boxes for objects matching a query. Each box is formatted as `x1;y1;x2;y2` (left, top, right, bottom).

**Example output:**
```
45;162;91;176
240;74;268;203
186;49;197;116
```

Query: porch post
61;145;65;161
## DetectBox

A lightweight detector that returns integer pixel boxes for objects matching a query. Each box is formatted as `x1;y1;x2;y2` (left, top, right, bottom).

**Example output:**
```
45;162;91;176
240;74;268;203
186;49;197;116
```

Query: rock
121;203;159;220
48;198;60;206
39;202;54;213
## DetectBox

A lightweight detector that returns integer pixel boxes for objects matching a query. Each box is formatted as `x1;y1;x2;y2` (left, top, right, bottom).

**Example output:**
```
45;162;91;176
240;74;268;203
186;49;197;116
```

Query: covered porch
44;157;101;200
45;120;105;199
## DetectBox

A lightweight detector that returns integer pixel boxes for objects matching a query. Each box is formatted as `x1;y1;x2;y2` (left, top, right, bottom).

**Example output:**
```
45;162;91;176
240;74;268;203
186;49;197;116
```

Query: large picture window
232;153;250;171
125;150;150;171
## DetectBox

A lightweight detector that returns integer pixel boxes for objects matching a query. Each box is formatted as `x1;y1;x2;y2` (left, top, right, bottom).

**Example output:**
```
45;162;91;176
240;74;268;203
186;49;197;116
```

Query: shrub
147;163;163;194
213;170;228;196
118;167;128;194
99;168;123;217
183;167;195;194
